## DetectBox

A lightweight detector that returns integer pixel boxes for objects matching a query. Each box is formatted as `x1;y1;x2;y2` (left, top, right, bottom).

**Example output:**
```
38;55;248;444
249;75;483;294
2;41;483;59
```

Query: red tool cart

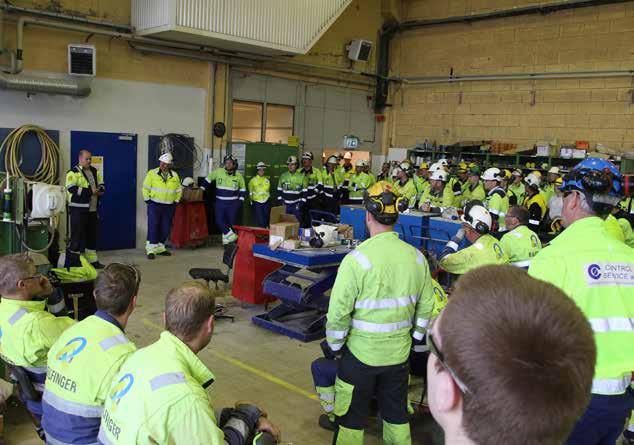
231;226;278;305
170;201;208;248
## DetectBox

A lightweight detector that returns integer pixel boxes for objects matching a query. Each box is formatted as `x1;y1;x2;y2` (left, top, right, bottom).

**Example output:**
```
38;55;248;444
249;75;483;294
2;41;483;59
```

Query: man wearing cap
65;150;105;269
414;163;430;204
541;166;561;204
348;160;375;205
455;163;470;197
248;162;271;228
462;166;486;205
508;169;526;205
142;153;182;259
206;155;247;245
326;181;434;445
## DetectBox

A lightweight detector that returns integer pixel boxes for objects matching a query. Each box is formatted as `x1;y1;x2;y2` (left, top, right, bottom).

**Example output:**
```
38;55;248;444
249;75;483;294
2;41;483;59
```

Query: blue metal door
71;131;137;251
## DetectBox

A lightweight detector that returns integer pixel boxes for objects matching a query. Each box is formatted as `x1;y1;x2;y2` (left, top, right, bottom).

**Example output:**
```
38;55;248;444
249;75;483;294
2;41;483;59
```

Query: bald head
165;281;215;343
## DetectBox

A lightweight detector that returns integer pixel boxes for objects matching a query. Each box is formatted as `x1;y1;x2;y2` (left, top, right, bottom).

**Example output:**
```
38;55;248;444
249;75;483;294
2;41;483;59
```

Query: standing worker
377;162;392;182
301;151;323;211
41;264;139;444
321;155;342;217
508;169;526;205
523;172;547;232
481;167;509;232
142;153;182;259
528;158;634;445
413;163;430;205
500;205;542;267
326;182;434;445
248;162;271;228
541;166;561;204
66;150;105;269
340;152;355;203
205;154;246;245
348;160;375;205
278;156;307;222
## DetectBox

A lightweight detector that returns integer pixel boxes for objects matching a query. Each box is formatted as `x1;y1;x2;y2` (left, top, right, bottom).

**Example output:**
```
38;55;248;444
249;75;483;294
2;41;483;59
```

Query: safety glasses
426;316;472;395
18;274;44;286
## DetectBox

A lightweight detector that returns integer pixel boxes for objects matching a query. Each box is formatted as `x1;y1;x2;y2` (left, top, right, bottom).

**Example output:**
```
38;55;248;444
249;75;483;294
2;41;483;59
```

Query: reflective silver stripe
329;342;344;351
46;433;99;445
588;317;634;333
33;382;45;392
591;375;632;394
351;319;412;333
412;345;429;353
8;308;27;325
319;392;335;402
412;331;424;341
446;241;459;251
225;418;249;438
48;300;67;314
150;372;186;391
68;202;90;208
416;318;429;329
489;208;501;216
99;334;130;351
97;428;114;445
146;186;178;194
42;389;103;417
354;295;418;310
217;186;239;192
217;196;240;201
349;250;371;270
415;249;425;265
511;260;532;268
326;329;348;340
529;219;540;225
24;366;47;375
323;404;334;413
149;198;177;204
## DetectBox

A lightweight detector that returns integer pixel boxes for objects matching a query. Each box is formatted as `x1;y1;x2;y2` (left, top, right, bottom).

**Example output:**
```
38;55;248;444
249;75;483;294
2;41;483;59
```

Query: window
231;101;263;142
231;101;294;143
265;104;294;144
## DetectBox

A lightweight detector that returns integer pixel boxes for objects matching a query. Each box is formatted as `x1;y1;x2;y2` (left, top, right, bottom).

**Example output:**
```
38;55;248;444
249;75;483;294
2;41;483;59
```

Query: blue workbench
252;244;351;268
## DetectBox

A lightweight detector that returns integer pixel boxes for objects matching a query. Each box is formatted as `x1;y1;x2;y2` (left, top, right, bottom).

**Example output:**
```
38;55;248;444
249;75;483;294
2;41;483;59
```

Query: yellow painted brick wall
391;1;634;153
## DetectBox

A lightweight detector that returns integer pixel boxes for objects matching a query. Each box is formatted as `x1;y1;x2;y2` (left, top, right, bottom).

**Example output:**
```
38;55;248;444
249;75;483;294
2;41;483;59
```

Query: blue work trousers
566;387;634;445
311;357;338;389
215;200;241;235
147;201;175;245
284;203;302;223
253;201;270;228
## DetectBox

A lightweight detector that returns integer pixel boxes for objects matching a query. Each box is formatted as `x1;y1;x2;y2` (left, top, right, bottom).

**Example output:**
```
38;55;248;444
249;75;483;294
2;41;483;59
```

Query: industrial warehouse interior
0;0;633;444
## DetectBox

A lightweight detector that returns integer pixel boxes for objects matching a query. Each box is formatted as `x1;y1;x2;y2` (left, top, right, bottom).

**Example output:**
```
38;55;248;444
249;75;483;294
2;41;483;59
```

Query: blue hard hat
561;157;622;197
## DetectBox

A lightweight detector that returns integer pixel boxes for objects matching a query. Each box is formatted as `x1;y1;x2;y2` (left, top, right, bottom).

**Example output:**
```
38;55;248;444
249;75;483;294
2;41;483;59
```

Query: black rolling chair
189;244;238;322
5;363;45;439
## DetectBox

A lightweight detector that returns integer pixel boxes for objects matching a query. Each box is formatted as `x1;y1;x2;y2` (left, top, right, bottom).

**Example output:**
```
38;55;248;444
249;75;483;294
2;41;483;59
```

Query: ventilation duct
0;72;91;97
132;0;353;55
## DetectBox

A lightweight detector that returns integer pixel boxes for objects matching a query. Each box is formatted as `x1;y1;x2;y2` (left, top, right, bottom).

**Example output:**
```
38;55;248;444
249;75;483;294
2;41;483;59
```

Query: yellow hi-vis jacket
142;169;182;205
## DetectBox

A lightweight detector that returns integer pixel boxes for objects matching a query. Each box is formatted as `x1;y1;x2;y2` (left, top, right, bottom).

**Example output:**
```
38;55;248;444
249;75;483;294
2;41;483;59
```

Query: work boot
158;250;172;256
91;261;105;270
318;414;336;431
147;253;155;260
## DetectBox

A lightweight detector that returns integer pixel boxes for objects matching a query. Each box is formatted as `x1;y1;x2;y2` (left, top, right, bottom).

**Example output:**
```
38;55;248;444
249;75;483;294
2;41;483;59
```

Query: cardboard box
182;188;204;202
572;149;586;159
269;206;299;247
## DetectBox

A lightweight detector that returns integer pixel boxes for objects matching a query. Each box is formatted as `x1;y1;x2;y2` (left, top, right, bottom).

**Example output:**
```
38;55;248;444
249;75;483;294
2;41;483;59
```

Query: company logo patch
585;263;634;286
493;243;504;259
110;373;134;411
56;337;87;364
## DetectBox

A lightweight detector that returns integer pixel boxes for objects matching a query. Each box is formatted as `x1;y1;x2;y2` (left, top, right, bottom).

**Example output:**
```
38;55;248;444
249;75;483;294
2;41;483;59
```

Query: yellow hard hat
419;162;429;170
504;169;512;179
554;177;563;186
363;181;409;225
458;162;468;170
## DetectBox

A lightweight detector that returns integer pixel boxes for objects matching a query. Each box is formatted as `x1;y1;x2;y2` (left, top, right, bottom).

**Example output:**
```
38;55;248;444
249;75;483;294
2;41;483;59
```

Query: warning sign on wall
92;156;104;177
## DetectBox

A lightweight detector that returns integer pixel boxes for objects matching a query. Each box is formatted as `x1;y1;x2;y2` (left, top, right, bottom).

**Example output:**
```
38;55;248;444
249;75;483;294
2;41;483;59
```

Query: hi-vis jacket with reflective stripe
393;178;418;208
528;216;634;395
0;299;75;371
348;172;375;203
508;182;526;206
485;187;509;220
98;331;235;445
523;193;547;228
440;234;509;275
277;171;308;205
248;175;270;204
302;167;323;202
142;169;182;205
322;169;342;199
66;166;103;211
42;312;136;445
413;175;430;202
51;253;97;284
326;231;435;367
419;183;455;210
500;224;542;265
463;181;486;205
206;168;246;203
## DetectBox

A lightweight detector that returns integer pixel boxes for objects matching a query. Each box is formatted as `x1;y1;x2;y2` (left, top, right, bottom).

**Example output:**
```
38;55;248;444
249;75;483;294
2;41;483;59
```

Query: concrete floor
6;246;442;445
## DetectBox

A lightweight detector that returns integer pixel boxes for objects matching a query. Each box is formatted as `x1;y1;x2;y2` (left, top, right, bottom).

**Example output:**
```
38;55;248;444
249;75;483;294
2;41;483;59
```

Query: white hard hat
159;152;173;164
182;177;194;187
512;169;523;177
430;170;449;182
343;152;353;160
326;155;338;165
548;166;561;175
287;155;298;165
392;167;402;177
481;167;503;182
355;159;366;167
525;172;541;188
437;158;449;166
429;162;443;173
256;162;268;169
302;151;314;160
461;203;492;234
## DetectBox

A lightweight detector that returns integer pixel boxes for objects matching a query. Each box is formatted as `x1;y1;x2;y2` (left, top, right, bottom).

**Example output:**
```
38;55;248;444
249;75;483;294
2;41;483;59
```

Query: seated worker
413;163;430;204
462;166;485;205
322;155;343;216
500;205;542;267
454;163;470;197
206;154;246;245
277;155;308;223
419;169;456;212
248;162;271;228
427;265;596;445
523;172;547;232
392;162;418;208
541;166;561;204
508;169;526;205
98;281;280;445
439;201;508;275
377;162;392;182
42;263;139;445
481;168;509;232
348;160;375;205
0;255;75;431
